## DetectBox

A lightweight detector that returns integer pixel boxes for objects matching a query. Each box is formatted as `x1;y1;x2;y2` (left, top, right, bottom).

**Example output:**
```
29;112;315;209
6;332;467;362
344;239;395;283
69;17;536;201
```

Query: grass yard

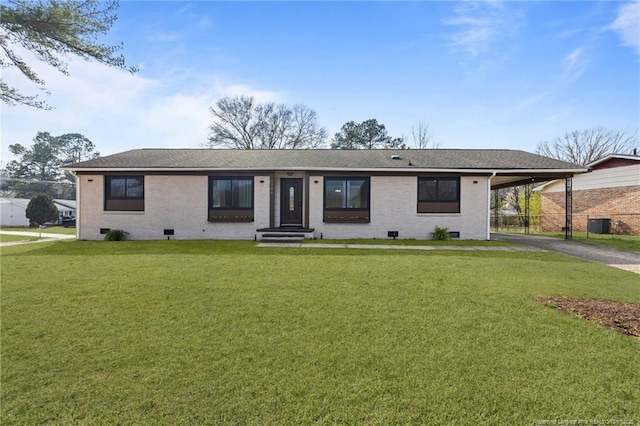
2;240;639;424
0;234;37;243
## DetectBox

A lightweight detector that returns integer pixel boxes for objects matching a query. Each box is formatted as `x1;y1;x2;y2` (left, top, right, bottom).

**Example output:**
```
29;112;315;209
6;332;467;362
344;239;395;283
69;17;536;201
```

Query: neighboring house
54;200;77;223
0;198;30;227
537;154;640;235
62;149;586;241
0;198;77;227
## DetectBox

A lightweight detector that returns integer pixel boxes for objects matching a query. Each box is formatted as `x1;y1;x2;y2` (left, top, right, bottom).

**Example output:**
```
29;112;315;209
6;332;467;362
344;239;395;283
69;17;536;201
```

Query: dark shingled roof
64;148;584;171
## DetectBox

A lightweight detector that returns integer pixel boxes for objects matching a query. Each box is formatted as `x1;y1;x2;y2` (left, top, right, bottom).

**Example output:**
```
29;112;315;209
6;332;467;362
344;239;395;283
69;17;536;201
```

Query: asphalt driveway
491;233;640;274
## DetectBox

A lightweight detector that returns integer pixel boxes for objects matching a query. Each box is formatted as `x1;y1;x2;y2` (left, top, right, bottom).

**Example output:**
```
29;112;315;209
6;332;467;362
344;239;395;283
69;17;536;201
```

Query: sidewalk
257;242;544;252
0;230;75;247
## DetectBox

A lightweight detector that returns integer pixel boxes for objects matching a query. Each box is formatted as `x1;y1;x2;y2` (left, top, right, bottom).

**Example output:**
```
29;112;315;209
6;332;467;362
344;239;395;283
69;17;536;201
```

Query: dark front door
280;178;303;227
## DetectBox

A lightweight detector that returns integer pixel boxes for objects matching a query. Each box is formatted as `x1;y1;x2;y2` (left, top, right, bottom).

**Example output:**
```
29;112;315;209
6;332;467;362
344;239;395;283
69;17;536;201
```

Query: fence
490;213;640;236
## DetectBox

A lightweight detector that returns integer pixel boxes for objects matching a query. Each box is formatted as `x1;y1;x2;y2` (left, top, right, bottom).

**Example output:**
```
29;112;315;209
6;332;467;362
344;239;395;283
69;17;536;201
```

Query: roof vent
391;155;401;160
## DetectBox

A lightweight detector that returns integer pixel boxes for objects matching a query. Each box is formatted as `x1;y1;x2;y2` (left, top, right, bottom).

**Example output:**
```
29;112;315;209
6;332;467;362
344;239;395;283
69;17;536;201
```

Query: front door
280;178;303;227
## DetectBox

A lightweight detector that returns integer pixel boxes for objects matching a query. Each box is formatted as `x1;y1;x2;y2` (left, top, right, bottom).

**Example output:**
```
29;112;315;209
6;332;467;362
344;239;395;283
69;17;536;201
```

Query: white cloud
563;47;587;80
512;91;552;112
444;1;524;57
1;50;285;164
178;3;213;31
609;2;640;56
148;32;184;43
129;92;214;149
198;16;213;30
219;83;284;104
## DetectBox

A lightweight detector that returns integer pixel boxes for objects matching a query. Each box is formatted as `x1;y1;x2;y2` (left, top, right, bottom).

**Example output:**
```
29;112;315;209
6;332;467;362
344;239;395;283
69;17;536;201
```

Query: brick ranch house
537;154;640;235
62;149;586;241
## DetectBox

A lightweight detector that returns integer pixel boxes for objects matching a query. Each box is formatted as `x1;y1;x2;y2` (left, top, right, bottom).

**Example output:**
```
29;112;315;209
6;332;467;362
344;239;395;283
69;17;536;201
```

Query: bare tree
255;103;291;149
205;96;327;149
207;96;257;149
411;121;441;149
288;104;327;149
499;184;538;228
504;186;528;220
536;127;638;166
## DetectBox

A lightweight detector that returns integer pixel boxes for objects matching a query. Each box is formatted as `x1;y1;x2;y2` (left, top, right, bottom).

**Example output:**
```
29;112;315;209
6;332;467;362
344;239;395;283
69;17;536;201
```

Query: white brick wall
308;175;489;240
77;175;270;240
77;173;490;240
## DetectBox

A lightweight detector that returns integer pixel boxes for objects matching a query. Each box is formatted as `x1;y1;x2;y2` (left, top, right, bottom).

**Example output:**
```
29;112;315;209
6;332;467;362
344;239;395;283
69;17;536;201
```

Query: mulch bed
537;296;640;338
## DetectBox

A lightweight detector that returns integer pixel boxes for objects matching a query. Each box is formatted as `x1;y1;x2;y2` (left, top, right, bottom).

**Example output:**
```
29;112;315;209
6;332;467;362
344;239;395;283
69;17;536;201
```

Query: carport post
493;190;499;231
564;176;572;240
524;183;531;235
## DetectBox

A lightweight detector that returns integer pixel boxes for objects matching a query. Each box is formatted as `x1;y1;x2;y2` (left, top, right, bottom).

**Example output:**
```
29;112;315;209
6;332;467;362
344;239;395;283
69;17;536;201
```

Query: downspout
72;171;80;240
487;172;497;240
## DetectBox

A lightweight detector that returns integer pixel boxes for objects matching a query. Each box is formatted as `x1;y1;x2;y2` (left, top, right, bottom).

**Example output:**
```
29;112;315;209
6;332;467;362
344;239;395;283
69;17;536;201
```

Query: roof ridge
133;147;524;152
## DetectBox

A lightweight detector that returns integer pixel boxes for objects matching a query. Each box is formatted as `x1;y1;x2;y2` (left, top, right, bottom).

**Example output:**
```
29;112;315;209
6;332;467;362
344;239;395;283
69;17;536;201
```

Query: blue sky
1;1;639;164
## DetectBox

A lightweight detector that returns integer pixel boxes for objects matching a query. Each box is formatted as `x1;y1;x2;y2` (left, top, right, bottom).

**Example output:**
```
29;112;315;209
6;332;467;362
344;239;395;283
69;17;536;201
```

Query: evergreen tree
26;193;58;226
331;119;405;149
1;0;137;108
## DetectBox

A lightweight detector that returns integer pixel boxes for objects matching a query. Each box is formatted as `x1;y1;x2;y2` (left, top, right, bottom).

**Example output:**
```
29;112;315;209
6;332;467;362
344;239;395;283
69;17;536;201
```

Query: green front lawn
2;241;639;424
0;234;37;243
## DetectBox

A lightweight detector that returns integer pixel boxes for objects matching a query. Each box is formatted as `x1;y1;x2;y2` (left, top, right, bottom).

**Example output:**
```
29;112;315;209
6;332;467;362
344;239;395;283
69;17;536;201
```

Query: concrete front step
261;238;304;243
258;232;306;243
260;233;304;238
260;236;305;243
257;228;315;243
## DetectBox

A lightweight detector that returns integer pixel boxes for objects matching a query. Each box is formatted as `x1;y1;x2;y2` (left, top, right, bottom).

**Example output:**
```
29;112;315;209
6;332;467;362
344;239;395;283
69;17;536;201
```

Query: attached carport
490;168;587;240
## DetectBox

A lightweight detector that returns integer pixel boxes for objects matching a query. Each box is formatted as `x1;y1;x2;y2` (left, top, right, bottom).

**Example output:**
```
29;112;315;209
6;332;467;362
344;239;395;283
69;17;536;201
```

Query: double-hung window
208;177;254;222
324;177;370;223
417;177;460;213
104;175;144;211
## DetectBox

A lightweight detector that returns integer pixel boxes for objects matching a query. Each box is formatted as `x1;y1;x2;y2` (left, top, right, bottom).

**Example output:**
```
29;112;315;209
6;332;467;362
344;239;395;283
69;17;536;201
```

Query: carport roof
63;148;587;188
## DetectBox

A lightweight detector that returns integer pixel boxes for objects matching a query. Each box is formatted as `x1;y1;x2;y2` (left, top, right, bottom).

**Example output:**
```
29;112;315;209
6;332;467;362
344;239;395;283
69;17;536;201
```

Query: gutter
68;170;80;240
62;166;589;174
533;168;595;193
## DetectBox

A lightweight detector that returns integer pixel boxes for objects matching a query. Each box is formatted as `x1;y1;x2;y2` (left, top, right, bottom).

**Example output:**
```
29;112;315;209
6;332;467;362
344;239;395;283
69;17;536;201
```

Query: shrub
432;226;451;241
104;229;126;241
26;194;58;226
